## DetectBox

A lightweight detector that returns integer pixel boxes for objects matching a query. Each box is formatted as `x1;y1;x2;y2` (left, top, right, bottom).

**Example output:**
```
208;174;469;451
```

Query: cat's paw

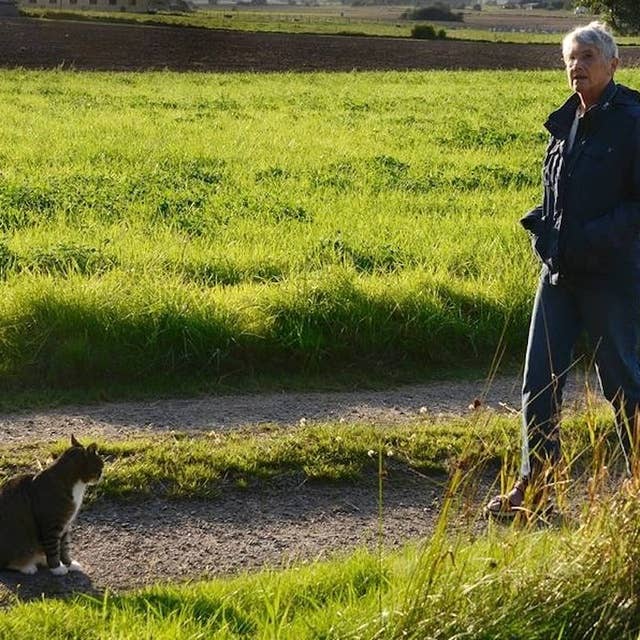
34;553;47;568
66;560;83;572
19;563;38;575
50;564;68;576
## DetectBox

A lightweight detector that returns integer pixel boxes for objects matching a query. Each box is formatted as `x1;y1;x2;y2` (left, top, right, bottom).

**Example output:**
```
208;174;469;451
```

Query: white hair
562;21;619;61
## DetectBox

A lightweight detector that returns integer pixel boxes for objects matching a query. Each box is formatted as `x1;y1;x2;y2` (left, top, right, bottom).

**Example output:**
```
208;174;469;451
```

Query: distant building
18;0;192;12
19;0;148;11
0;0;19;15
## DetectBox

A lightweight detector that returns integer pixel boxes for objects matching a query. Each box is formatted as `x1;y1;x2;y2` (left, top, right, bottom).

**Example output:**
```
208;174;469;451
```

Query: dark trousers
521;274;640;478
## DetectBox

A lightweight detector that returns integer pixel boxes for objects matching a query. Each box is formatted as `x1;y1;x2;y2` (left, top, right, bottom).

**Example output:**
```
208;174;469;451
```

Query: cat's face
79;443;104;485
66;438;104;485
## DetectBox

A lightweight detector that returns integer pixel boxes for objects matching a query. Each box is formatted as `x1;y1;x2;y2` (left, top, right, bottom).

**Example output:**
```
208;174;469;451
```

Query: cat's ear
71;434;82;449
87;443;97;454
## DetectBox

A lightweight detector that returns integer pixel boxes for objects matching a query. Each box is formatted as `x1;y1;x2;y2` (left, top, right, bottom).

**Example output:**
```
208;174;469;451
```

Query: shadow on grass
0;566;100;606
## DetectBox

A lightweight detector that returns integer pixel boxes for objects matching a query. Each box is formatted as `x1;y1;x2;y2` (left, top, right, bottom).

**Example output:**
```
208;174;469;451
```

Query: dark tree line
581;0;640;35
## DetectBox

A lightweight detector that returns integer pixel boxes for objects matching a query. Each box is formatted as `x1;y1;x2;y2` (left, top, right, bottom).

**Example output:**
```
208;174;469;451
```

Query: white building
0;0;19;14
18;0;186;12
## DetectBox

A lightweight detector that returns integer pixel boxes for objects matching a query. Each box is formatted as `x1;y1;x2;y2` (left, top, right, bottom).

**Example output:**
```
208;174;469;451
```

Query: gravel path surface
0;374;598;603
0;375;528;445
0;472;462;604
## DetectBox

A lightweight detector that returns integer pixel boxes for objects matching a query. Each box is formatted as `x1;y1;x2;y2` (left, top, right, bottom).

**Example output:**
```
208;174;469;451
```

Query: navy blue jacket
521;80;640;282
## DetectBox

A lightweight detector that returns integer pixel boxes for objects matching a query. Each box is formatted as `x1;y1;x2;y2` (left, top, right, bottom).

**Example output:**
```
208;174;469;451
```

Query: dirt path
0;375;528;444
0;472;461;604
0;374;596;603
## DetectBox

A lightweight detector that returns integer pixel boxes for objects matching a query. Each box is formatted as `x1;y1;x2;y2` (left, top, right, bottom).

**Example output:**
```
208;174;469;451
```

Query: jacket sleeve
520;205;548;264
583;116;640;252
520;205;544;234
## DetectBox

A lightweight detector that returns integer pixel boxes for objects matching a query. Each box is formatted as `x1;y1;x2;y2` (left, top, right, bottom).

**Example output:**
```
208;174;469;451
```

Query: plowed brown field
4;16;640;72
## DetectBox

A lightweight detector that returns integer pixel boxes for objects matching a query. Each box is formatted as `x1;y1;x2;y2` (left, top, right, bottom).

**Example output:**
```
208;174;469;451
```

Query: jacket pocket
560;226;592;271
562;223;614;274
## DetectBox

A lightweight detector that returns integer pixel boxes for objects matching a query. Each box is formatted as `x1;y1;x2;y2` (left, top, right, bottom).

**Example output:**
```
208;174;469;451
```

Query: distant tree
402;3;463;22
411;23;447;38
580;0;640;35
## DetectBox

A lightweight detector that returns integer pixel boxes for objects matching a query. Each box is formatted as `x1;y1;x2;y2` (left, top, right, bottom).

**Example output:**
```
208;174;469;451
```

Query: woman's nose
568;58;580;72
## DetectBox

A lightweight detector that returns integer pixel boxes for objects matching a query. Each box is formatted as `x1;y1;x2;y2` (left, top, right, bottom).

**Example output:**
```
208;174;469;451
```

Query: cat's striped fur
0;435;103;575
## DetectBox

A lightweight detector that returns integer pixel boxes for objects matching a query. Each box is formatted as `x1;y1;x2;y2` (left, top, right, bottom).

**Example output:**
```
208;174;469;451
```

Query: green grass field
2;64;640;637
22;7;640;45
4;67;623;396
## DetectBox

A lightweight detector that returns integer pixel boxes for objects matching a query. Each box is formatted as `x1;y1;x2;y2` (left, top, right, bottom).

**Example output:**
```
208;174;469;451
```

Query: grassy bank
0;402;619;502
3;508;640;639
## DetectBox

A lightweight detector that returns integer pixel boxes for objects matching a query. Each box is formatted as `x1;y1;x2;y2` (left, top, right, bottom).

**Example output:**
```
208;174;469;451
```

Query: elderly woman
487;21;640;518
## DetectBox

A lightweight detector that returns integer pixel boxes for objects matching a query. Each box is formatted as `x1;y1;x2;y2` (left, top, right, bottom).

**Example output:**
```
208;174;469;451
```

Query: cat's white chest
65;481;87;531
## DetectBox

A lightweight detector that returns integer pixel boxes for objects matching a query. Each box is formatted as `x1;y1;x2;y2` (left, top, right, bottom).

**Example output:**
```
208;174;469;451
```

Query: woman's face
564;41;618;107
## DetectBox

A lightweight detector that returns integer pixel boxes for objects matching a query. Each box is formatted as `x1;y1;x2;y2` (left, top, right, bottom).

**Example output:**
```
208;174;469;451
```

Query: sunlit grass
0;414;514;498
0;397;620;502
1;68;639;394
3;521;638;639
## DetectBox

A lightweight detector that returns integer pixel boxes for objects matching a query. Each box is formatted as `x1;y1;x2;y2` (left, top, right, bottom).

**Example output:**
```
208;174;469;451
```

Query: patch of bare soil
3;16;640;72
0;374;599;603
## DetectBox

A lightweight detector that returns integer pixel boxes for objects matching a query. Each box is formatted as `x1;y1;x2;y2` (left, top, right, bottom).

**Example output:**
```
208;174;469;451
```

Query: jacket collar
544;80;618;139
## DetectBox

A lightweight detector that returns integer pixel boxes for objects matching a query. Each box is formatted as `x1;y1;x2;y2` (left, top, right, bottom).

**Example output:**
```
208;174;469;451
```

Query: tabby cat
0;435;103;575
